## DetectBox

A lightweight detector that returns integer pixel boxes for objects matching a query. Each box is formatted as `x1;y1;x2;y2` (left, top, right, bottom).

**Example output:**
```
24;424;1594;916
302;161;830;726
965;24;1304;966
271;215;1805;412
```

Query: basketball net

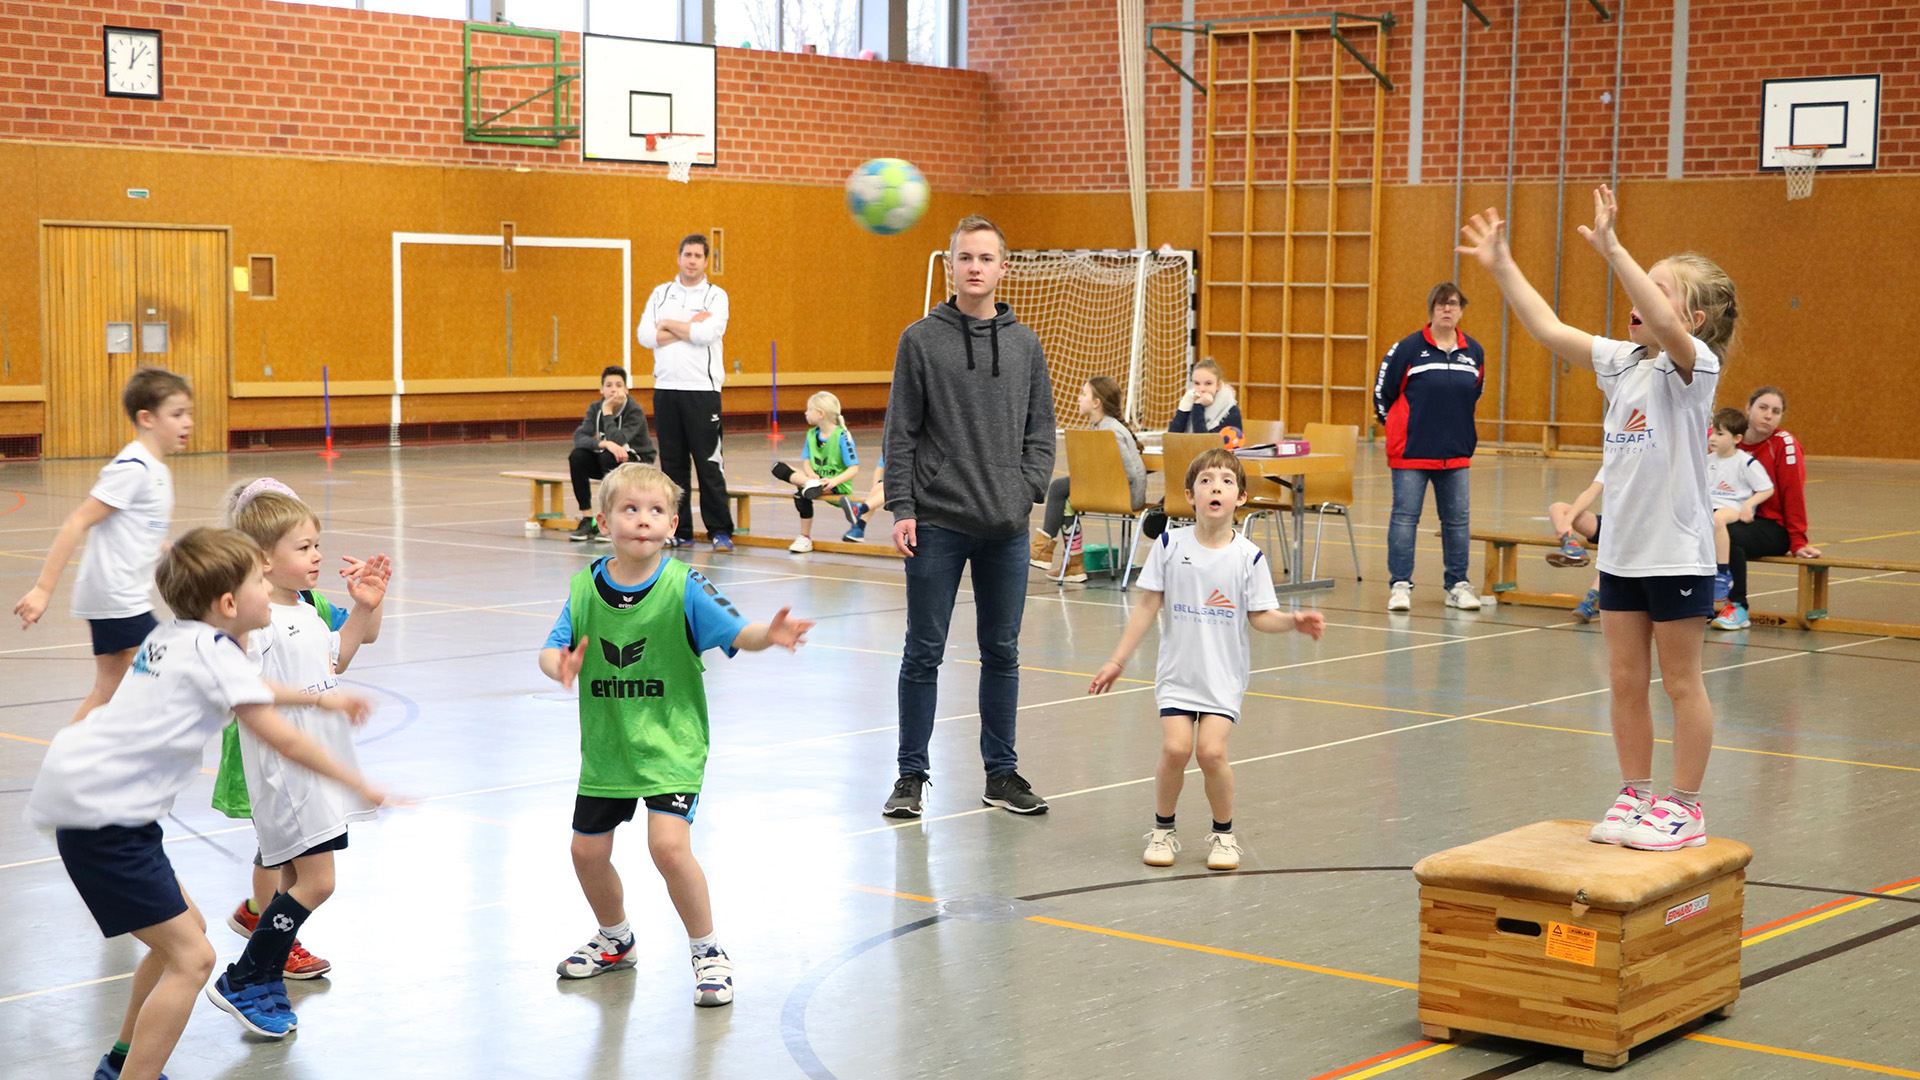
653;135;698;184
1779;145;1824;201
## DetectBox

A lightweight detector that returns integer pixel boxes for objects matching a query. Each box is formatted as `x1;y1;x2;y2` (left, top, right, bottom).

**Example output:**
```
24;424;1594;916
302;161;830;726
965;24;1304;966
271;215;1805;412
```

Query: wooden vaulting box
1413;820;1752;1069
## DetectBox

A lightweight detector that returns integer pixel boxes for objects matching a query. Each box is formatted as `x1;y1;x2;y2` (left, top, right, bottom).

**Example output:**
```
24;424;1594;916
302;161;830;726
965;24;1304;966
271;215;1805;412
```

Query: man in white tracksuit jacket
636;234;734;550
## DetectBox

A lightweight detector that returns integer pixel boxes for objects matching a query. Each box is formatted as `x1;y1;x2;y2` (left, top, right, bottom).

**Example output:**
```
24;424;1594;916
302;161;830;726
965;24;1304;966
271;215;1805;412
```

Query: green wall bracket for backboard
1147;11;1398;94
463;22;580;146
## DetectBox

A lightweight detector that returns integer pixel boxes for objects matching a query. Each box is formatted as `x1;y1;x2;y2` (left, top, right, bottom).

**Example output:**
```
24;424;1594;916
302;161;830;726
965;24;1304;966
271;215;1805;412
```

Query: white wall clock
104;26;162;100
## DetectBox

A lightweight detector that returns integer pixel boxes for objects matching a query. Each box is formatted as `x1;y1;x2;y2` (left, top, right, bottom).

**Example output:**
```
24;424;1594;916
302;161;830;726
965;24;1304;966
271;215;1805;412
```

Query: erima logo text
601;638;648;668
591;677;667;699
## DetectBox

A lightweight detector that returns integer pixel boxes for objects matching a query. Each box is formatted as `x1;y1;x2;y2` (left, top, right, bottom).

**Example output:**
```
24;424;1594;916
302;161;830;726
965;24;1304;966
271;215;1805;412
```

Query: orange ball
1219;425;1243;450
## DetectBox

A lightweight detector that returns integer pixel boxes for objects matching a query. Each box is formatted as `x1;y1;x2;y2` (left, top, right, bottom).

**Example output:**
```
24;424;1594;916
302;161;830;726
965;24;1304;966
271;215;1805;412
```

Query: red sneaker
282;941;332;980
227;899;260;937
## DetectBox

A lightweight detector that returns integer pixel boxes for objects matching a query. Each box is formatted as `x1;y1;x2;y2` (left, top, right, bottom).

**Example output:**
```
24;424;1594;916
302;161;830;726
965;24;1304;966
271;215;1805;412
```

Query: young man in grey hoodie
881;215;1056;818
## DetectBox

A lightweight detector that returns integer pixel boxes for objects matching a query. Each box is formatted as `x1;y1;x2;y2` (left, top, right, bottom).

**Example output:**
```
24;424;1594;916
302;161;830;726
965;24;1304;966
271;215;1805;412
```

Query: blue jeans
897;523;1028;777
1387;466;1471;588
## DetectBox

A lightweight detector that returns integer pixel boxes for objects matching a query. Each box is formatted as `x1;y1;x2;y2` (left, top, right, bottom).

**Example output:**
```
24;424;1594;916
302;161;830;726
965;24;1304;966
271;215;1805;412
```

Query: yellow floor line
1338;1043;1456;1079
1024;915;1417;989
1743;882;1920;947
846;884;940;904
0;730;51;745
1685;1034;1920;1078
1468;717;1920;774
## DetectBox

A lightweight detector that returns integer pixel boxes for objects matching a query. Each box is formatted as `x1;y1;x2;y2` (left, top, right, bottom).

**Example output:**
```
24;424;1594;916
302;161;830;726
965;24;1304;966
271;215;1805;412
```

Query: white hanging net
656;135;699;184
926;249;1196;428
1779;145;1825;201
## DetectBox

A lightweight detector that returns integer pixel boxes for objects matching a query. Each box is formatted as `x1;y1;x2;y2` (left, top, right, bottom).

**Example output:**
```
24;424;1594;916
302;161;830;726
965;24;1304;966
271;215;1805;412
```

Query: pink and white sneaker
1624;797;1707;851
1587;786;1653;845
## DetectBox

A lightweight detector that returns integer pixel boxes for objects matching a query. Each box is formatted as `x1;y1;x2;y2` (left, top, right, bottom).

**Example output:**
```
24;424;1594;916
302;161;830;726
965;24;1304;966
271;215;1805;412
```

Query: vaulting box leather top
1413;820;1754;912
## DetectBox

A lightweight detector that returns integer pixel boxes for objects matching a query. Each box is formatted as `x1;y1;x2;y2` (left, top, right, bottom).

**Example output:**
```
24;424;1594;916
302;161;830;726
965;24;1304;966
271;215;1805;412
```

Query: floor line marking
0;730;51;745
845;884;940;904
1023;915;1417;989
1327;1043;1455;1080
1304;1040;1443;1080
1744;881;1920;947
1469;717;1920;774
0;641;91;657
1682;1034;1920;1078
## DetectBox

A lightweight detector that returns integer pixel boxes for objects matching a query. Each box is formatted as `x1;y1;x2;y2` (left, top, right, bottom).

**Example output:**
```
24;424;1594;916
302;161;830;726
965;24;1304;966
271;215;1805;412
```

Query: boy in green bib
540;463;812;1007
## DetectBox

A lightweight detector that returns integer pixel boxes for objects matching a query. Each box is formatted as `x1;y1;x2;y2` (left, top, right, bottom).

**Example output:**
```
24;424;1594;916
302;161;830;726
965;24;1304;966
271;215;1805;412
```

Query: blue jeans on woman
1387;466;1471;588
897;523;1028;778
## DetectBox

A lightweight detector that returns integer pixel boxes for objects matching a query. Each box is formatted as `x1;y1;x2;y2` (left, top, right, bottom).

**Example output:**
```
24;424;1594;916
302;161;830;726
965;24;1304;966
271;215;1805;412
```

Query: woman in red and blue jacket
1373;283;1486;611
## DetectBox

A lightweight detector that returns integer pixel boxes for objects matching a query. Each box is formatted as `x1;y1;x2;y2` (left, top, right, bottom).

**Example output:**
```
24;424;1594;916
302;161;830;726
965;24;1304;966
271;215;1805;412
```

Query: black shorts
1159;707;1239;724
572;792;700;834
55;822;188;938
254;830;349;869
1586;514;1603;545
89;611;158;656
1598;571;1714;622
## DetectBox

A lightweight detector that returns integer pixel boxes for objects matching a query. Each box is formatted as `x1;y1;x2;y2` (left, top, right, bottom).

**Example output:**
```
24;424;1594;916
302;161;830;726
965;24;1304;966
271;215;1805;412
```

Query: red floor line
0;491;23;516
1744;873;1920;938
1303;1039;1435;1080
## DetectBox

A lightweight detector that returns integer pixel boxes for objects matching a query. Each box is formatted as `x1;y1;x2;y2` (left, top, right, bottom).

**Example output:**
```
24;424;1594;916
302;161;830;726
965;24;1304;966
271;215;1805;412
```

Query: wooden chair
1129;432;1280;587
1054;429;1150;585
1251;421;1362;581
1240;419;1286;447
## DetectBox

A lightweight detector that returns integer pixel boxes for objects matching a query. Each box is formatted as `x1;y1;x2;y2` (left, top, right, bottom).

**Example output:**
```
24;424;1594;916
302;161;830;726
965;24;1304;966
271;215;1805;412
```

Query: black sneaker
983;771;1048;815
569;518;598;542
882;773;928;818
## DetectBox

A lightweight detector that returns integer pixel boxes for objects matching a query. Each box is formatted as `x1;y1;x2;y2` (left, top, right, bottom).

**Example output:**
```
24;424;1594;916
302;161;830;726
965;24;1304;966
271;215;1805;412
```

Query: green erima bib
807;426;855;495
570;557;709;798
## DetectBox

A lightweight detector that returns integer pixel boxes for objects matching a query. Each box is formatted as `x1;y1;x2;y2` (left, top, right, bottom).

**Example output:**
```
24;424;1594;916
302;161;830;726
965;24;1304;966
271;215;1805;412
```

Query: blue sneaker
1573;588;1600;623
711;534;734;553
1711;601;1750;630
205;973;295;1038
842;522;866;542
93;1055;166;1080
1713;570;1733;604
663;536;690;549
1546;533;1590;568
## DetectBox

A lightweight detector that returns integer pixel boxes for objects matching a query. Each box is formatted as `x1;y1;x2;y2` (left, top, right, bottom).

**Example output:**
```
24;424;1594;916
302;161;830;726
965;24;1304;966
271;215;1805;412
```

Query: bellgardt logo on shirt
1605;408;1654;454
1171;590;1238;623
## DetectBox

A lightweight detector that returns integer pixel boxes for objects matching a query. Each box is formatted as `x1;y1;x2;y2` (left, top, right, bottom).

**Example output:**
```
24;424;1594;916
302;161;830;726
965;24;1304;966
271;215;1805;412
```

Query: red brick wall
969;0;1920;192
0;0;989;188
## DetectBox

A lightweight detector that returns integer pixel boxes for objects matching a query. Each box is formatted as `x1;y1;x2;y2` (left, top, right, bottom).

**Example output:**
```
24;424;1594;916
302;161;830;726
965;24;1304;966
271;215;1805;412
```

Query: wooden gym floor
2;431;1917;1079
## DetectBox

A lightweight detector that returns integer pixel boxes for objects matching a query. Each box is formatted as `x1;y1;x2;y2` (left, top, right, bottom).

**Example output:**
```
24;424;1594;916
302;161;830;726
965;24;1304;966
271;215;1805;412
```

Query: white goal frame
924;248;1197;427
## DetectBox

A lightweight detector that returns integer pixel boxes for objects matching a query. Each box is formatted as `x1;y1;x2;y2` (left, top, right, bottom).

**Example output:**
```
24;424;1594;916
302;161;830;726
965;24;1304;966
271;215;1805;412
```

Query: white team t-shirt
241;600;373;864
1706;449;1773;510
1136;527;1279;720
72;440;173;620
1591;335;1720;578
25;620;273;830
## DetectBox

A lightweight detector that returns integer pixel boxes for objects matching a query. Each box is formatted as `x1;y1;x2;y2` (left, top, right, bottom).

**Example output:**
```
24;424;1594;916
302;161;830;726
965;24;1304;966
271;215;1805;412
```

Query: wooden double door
41;224;230;458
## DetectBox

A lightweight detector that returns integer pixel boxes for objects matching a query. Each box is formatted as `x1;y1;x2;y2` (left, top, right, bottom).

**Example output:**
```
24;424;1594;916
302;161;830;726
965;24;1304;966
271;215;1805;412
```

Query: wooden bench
502;471;900;559
1474;530;1920;639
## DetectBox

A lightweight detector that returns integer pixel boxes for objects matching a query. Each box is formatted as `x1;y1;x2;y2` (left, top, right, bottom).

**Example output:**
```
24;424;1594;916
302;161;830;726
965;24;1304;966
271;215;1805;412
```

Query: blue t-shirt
545;559;749;657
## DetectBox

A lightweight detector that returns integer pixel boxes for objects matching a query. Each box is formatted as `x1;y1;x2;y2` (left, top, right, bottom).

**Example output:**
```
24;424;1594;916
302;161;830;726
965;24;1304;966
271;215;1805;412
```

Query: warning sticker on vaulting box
1665;893;1711;926
1544;921;1598;966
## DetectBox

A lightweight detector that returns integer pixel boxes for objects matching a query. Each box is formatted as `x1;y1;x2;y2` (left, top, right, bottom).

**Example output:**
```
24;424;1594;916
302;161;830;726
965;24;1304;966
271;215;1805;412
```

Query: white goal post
925;248;1197;428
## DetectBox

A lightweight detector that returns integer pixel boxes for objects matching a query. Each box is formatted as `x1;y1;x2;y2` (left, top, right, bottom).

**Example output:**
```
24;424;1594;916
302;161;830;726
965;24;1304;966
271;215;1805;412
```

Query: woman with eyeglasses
1373;283;1487;613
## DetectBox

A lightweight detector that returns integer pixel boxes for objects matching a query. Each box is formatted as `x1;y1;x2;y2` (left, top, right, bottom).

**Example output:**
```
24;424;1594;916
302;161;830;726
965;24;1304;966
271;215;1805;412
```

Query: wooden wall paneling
501;246;626;381
42;225;137;458
133;227;230;455
0;147;40;390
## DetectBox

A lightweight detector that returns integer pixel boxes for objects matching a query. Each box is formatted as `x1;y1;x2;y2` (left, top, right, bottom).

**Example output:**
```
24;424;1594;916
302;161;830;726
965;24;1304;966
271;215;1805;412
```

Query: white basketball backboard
582;34;717;167
1759;74;1879;170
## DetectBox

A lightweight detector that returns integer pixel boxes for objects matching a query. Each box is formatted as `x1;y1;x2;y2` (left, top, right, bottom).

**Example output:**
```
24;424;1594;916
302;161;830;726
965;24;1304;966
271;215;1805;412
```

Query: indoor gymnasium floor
3;431;1918;1080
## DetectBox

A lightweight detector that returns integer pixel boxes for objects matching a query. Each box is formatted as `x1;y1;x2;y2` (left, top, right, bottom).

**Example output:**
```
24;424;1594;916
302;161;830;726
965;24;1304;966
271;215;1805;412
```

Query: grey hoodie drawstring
947;299;1001;376
989;319;1000;377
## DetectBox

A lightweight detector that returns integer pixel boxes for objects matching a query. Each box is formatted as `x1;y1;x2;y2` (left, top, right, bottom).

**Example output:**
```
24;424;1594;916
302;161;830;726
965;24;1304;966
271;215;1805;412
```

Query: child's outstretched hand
1575;185;1620;256
317;688;376;725
765;607;814;651
1292;611;1326;640
341;554;392;609
556;637;588;689
1456;209;1511;270
1088;660;1124;694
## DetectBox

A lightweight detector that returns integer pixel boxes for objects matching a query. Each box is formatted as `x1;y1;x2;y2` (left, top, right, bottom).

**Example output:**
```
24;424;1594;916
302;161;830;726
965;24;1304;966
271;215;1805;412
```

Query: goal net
925;249;1195;428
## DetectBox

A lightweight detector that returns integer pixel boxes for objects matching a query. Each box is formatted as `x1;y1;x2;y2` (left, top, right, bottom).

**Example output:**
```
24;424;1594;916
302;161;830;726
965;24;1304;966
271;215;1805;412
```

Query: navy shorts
1598;571;1714;622
1160;707;1239;724
89;611;158;656
254;830;349;869
55;822;189;938
1586;514;1603;545
572;793;699;834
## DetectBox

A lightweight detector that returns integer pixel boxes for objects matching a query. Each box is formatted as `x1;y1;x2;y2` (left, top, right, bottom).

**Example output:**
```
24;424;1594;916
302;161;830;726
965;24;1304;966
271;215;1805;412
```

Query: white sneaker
1206;832;1242;871
1624;796;1707;851
1142;828;1180;867
1446;582;1483;610
1387;582;1413;612
787;535;814;553
692;945;734;1007
555;930;636;979
1587;786;1653;845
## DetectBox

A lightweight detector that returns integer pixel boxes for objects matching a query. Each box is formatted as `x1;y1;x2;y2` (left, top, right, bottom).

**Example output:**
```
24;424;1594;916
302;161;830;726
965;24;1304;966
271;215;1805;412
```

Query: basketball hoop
644;133;701;184
1778;144;1826;201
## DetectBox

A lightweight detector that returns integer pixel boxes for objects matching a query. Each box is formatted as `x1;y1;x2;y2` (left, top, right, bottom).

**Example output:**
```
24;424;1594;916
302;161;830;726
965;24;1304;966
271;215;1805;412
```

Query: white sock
689;932;718;956
600;920;631;941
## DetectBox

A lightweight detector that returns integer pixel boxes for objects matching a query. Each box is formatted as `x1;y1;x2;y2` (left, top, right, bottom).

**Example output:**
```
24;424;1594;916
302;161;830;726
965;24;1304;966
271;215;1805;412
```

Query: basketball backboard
582;34;717;167
1759;74;1879;170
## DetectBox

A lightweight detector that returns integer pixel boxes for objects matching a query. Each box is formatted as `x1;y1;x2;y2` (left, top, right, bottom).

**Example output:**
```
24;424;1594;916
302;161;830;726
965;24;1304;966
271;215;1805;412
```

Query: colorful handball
845;158;931;235
1219;426;1244;451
